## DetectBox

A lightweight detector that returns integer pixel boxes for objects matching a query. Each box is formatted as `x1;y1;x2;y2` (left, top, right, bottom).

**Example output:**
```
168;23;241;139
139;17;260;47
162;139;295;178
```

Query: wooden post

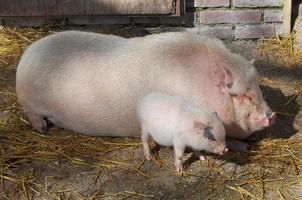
283;0;292;35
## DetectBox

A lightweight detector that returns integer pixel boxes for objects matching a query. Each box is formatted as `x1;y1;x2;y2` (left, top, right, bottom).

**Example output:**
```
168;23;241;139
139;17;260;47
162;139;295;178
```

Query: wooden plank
283;0;292;35
84;0;175;15
0;0;43;16
0;0;178;17
43;0;82;16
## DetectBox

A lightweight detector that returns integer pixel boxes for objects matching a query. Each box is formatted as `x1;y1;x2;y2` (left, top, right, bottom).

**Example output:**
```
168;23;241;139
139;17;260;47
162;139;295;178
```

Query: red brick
233;0;282;7
199;10;262;24
235;25;280;39
186;26;233;39
264;10;283;22
194;0;229;8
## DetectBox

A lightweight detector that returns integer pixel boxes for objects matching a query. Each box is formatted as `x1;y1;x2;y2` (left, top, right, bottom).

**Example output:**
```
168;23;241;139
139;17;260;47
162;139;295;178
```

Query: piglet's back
136;92;214;131
136;92;183;126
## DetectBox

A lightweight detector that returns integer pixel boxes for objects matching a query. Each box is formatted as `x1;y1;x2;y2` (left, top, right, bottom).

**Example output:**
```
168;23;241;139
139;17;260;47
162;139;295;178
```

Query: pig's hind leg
24;110;49;133
141;124;152;160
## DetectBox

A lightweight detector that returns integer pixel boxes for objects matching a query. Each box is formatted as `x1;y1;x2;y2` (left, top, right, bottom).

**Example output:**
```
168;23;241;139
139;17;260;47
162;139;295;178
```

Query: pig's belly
48;99;142;137
149;131;174;147
34;71;145;137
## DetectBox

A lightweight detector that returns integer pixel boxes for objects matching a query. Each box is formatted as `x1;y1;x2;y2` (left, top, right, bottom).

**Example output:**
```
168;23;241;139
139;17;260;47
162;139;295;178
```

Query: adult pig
16;31;275;141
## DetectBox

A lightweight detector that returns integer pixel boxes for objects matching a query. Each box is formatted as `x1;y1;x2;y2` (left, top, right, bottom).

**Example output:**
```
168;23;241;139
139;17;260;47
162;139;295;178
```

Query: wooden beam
283;0;292;35
0;0;181;17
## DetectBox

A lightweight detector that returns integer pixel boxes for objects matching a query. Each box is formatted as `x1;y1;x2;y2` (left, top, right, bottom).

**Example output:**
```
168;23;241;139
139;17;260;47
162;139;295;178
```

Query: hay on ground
0;26;301;199
257;31;302;70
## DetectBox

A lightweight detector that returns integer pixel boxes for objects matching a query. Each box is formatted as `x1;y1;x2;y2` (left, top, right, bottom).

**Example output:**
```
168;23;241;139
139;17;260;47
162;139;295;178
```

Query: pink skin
190;60;275;141
16;31;275;153
210;55;276;136
232;94;276;135
141;118;229;173
210;47;258;97
137;93;228;173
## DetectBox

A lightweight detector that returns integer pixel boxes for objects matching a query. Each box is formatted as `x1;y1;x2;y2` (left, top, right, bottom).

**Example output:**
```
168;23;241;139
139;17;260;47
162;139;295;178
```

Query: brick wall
188;0;283;39
0;0;284;40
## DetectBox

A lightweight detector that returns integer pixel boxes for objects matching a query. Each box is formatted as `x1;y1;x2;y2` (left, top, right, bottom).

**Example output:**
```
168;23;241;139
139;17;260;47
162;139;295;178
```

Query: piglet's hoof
199;155;206;161
226;139;250;152
175;163;183;173
144;154;152;161
193;151;206;161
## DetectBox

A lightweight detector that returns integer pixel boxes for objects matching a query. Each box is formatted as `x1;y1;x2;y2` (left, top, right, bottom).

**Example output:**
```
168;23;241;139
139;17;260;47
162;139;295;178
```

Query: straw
257;31;302;70
0;26;301;199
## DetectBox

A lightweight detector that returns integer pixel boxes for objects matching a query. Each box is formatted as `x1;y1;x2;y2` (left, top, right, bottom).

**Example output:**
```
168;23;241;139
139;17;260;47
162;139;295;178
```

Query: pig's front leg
226;138;250;152
141;125;152;160
25;110;48;133
173;139;185;173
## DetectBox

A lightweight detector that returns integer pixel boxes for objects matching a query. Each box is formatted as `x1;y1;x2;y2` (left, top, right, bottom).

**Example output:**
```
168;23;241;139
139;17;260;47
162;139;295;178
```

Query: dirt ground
0;26;301;200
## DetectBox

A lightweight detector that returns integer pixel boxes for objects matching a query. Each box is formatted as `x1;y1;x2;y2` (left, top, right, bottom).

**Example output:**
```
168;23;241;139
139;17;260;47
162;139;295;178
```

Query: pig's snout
214;145;228;156
259;110;276;128
268;111;276;125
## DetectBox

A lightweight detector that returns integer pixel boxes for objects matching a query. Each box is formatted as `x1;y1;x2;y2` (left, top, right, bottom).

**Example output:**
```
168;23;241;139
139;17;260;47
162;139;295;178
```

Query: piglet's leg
193;151;206;161
226;138;250;152
173;140;185;173
141;125;152;160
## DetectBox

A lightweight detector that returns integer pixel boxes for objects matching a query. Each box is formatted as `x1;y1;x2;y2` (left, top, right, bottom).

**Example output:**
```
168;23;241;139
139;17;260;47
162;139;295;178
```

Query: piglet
136;92;228;173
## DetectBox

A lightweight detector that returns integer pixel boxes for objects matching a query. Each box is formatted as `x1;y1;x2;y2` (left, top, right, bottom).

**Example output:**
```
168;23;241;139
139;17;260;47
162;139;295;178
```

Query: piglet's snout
259;110;276;128
267;111;276;125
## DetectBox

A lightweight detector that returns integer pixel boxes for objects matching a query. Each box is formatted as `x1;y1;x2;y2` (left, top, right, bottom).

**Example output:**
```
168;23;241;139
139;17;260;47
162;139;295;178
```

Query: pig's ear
193;120;206;134
249;58;255;64
212;63;234;89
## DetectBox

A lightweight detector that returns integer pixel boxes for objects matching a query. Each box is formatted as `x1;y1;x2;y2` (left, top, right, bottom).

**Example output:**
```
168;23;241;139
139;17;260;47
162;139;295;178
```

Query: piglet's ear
212;63;234;89
203;126;216;141
193;120;206;134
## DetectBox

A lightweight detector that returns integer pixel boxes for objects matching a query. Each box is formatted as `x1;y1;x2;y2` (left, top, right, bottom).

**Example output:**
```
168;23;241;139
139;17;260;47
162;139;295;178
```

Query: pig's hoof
175;164;183;173
193;151;206;161
31;118;48;133
199;155;206;161
144;154;152;161
26;112;50;133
